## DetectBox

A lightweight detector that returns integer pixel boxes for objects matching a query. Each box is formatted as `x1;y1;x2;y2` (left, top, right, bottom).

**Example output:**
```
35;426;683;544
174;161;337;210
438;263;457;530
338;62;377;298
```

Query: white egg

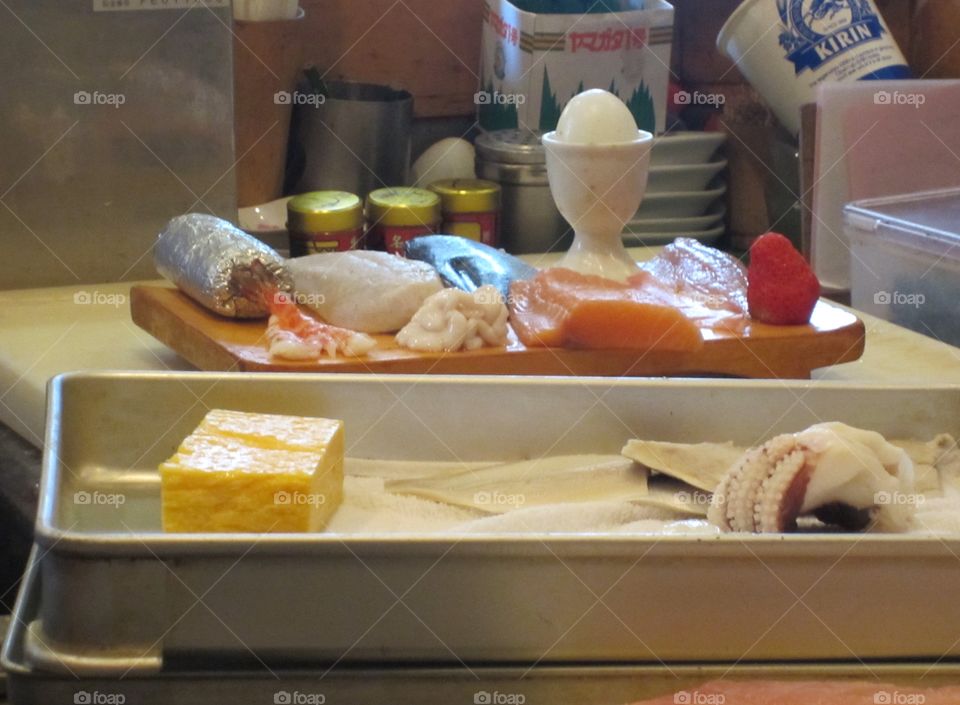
411;138;476;186
555;89;640;145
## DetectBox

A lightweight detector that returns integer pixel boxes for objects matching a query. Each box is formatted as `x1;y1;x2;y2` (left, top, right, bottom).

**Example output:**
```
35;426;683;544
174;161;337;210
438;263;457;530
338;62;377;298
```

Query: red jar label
290;229;362;256
373;224;438;255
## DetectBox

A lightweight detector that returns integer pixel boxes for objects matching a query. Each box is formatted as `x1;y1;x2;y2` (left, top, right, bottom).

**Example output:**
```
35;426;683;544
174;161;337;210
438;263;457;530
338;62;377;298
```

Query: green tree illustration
538;68;563;132
478;79;519;131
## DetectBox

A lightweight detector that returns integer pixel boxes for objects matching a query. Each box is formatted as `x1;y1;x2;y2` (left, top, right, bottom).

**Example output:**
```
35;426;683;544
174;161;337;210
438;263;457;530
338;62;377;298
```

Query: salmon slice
642;237;748;314
629;680;960;704
508;240;749;350
509;268;703;351
640;237;749;334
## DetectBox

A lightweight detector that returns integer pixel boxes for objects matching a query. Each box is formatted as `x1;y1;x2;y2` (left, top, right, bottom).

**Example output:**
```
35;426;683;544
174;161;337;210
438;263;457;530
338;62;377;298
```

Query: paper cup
717;0;910;134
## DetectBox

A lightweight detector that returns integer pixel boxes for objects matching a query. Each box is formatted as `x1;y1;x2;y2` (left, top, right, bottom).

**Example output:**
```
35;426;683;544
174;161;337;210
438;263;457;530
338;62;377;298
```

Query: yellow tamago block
160;410;343;533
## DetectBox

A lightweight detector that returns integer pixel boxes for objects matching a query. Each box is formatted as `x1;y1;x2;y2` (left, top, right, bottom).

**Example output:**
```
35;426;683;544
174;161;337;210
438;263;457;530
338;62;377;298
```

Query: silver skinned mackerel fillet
154;214;292;318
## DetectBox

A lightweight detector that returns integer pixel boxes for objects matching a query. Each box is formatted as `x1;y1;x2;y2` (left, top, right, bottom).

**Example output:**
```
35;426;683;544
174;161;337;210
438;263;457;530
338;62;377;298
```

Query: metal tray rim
35;371;960;556
10;551;960;681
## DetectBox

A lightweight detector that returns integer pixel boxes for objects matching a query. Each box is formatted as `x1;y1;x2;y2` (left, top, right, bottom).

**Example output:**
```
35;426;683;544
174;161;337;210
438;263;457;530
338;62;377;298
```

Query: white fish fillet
345;458;500;480
287;251;443;333
386;454;650;514
892;434;959;494
621;439;744;492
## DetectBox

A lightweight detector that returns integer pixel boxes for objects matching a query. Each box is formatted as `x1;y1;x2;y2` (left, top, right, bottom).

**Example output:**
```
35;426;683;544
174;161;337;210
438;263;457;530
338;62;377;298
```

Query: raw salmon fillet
509;267;704;351
644;237;748;315
629;680;960;704
508;239;748;350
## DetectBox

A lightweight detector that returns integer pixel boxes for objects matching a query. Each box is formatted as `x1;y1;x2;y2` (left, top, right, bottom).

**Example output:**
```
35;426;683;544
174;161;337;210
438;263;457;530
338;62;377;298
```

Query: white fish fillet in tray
27;372;960;674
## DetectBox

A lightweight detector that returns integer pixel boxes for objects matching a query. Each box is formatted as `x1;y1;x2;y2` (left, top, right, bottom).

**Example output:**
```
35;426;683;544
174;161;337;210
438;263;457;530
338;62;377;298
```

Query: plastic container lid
475;129;545;165
844;187;960;260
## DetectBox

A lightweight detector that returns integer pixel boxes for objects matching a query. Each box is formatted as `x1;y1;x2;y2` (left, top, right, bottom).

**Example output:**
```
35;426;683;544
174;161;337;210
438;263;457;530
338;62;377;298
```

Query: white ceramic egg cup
542;131;654;281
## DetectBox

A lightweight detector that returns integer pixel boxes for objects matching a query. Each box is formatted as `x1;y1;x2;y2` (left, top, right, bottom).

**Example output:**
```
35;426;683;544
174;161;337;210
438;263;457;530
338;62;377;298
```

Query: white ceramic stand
542;131;653;281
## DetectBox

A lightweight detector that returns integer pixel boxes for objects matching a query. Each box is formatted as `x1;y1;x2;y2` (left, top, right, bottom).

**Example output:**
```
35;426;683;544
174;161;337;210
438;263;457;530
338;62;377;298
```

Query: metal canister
287;191;363;255
474;129;570;254
428;178;501;247
365;187;441;255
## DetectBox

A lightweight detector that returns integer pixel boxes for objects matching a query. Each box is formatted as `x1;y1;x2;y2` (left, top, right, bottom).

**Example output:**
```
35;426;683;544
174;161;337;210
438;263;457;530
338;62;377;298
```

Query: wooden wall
298;0;485;118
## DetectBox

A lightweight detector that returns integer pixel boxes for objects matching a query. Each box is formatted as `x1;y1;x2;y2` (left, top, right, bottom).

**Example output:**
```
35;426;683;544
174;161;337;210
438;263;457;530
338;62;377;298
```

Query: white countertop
2;250;959;447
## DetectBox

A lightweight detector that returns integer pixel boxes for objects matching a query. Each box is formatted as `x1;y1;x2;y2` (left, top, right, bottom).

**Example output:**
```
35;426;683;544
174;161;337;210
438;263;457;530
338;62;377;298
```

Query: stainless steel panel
28;373;960;669
7;557;960;705
0;0;236;289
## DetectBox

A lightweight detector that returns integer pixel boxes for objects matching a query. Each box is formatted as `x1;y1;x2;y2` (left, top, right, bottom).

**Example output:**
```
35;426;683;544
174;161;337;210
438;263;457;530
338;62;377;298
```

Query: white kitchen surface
1;247;959;447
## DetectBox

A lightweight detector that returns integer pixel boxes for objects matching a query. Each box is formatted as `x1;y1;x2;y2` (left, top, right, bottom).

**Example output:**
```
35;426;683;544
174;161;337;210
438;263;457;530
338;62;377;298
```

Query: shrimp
265;290;376;360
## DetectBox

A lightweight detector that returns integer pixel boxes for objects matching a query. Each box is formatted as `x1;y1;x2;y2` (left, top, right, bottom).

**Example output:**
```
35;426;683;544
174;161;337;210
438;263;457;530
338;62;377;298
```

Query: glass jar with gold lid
365;187;441;255
428;178;501;246
287;191;363;255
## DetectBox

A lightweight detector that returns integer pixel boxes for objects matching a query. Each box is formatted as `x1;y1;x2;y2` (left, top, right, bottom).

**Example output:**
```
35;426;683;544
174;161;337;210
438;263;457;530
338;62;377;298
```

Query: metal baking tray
7;550;960;705
27;372;960;673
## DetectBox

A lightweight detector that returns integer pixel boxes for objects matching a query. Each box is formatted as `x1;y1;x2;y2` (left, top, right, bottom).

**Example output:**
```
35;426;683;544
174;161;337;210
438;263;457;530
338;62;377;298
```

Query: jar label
444;213;499;247
290;231;361;257
378;225;437;256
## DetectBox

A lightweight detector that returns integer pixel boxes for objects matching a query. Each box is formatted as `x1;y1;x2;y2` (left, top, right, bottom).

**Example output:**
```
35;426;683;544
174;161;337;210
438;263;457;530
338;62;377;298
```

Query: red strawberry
747;232;820;325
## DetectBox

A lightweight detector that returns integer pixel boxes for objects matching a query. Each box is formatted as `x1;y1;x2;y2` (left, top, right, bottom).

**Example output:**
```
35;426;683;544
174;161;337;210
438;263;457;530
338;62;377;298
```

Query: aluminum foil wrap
154;213;292;318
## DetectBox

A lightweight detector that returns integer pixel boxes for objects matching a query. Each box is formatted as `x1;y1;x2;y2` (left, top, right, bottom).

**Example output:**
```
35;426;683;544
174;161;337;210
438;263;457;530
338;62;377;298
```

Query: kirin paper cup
718;0;910;134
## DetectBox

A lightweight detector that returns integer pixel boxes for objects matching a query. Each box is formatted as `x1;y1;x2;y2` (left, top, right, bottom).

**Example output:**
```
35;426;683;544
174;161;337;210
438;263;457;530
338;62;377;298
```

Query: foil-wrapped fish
154;213;292;318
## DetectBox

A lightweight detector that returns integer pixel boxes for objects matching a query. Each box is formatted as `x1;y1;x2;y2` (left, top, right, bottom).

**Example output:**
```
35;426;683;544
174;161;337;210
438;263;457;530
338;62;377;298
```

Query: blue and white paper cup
718;0;910;134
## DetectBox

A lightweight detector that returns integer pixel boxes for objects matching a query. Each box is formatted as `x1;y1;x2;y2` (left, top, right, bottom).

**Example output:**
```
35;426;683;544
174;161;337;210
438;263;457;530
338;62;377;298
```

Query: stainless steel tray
7;550;960;705
29;372;960;672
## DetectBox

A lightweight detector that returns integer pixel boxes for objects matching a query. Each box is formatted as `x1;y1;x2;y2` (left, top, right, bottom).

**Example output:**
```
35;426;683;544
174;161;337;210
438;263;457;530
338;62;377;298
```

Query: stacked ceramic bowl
624;132;727;246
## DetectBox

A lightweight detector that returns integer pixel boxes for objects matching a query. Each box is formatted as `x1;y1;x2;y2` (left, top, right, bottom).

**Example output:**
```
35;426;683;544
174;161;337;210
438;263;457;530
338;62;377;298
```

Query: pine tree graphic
540;70;656;133
478;79;519;131
623;81;655;132
539;68;563;132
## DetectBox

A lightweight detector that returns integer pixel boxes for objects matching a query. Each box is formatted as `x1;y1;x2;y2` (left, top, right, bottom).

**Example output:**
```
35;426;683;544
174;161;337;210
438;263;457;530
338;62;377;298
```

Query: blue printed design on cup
775;0;904;75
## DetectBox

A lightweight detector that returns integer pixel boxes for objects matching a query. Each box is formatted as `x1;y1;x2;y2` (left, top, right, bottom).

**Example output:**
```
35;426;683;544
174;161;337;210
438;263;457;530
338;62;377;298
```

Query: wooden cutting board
130;286;865;379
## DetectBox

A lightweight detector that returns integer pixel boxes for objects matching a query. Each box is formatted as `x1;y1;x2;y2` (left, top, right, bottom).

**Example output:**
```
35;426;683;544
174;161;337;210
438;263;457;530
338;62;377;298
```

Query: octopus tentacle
709;435;809;532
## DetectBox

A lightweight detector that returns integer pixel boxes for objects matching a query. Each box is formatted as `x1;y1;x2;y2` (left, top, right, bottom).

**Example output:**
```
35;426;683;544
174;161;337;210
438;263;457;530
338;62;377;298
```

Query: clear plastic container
844;188;960;346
